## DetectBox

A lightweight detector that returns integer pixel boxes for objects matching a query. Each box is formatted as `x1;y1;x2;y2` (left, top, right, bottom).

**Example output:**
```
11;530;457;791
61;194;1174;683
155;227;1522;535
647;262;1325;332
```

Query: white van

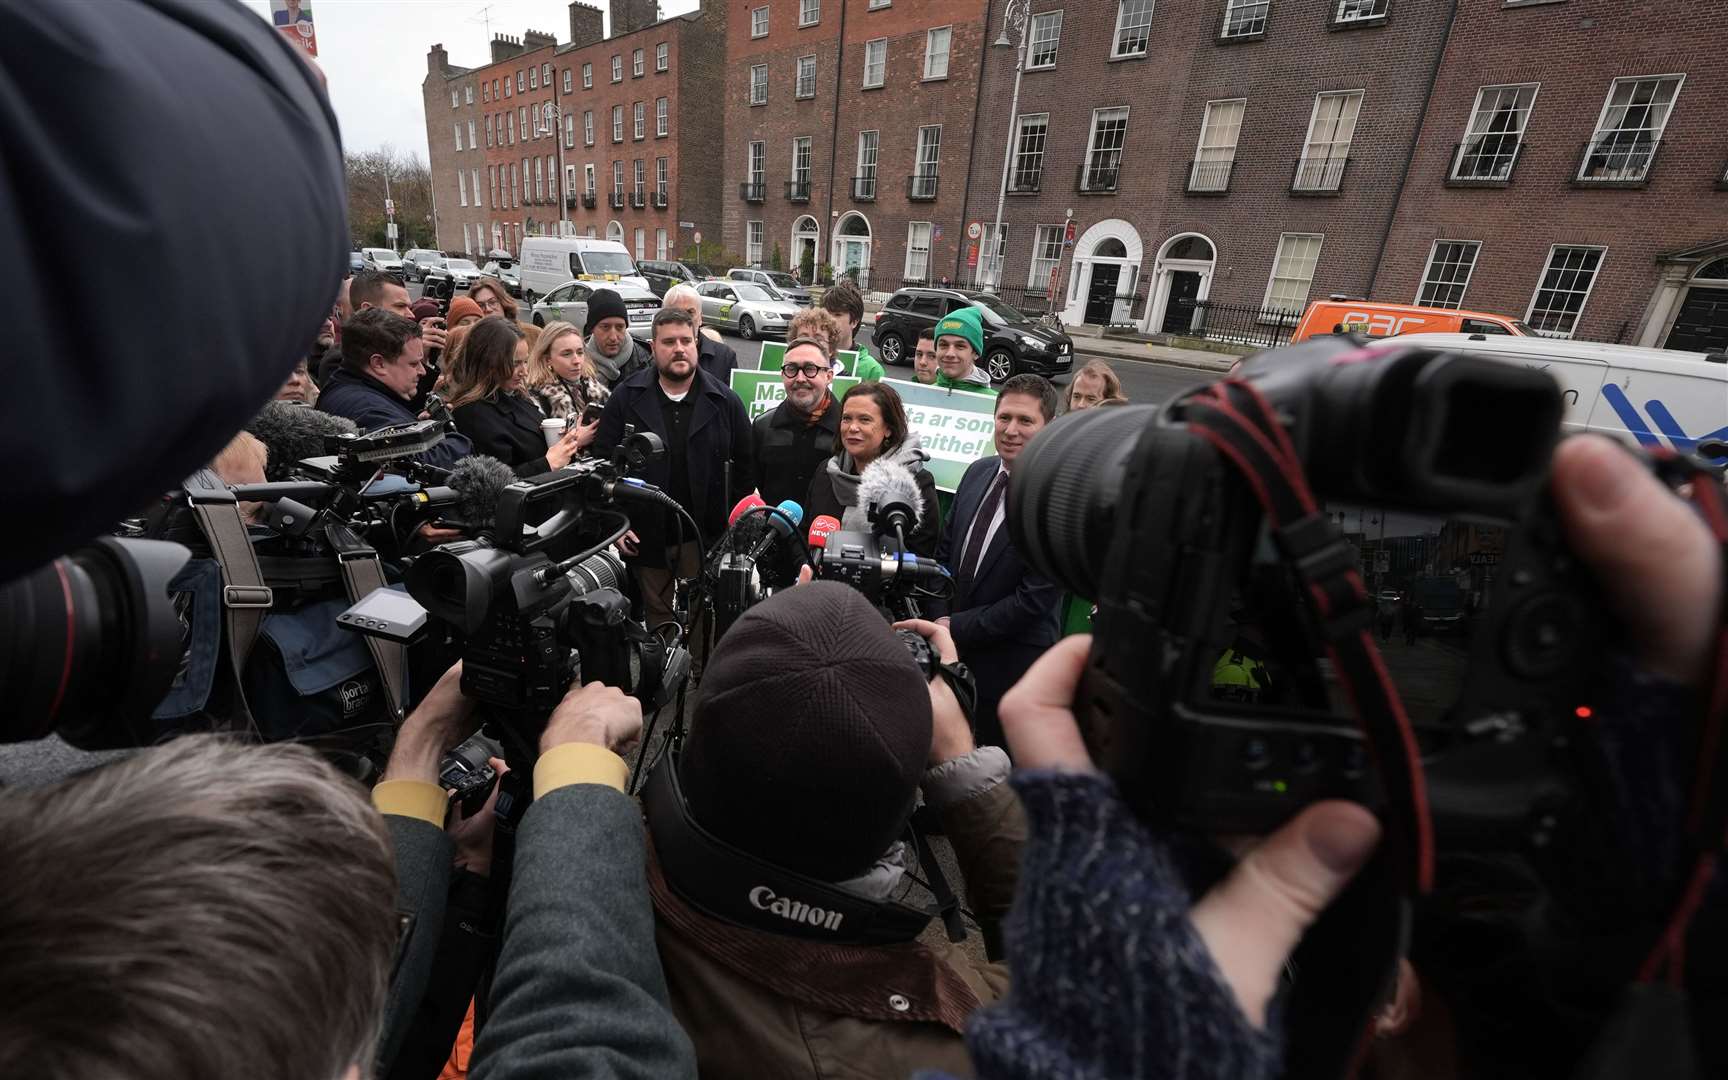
518;237;647;299
1407;333;1728;460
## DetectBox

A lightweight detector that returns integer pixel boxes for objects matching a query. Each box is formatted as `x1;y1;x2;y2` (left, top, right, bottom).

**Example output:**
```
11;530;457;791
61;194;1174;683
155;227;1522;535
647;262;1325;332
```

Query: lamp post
986;0;1032;293
536;100;571;235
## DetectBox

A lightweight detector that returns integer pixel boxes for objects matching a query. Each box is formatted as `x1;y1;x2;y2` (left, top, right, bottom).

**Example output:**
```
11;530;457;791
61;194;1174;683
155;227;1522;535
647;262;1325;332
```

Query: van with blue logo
1403;333;1728;462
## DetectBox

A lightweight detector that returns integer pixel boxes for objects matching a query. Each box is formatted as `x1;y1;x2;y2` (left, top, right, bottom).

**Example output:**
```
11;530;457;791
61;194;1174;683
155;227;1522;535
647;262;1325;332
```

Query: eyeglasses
780;363;827;379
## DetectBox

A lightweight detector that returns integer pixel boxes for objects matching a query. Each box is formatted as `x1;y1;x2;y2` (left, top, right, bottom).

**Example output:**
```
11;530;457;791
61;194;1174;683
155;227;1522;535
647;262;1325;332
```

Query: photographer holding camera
641;581;1020;1078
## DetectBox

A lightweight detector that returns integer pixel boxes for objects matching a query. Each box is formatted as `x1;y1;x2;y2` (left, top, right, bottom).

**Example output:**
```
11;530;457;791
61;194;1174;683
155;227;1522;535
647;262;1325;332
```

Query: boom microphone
445;454;516;533
857;459;923;539
245;401;358;481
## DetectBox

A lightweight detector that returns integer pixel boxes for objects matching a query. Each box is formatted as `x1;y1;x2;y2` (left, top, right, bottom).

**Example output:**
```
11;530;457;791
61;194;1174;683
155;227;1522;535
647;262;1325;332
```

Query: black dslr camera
1012;336;1607;850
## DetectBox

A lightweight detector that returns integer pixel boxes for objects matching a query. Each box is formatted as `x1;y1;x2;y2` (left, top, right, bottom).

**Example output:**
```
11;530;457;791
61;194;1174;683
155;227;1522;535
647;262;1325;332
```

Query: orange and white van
1291;298;1531;343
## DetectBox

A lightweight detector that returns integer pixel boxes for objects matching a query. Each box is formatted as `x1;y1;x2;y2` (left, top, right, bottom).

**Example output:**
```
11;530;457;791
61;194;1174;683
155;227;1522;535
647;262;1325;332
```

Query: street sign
693;230;703;245
385;223;398;241
678;221;695;228
1064;219;1076;246
966;222;982;241
384;199;395;214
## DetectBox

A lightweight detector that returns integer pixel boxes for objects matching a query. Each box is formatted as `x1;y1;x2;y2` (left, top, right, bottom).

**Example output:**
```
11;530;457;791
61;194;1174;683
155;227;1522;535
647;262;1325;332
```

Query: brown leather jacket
648;776;1025;1080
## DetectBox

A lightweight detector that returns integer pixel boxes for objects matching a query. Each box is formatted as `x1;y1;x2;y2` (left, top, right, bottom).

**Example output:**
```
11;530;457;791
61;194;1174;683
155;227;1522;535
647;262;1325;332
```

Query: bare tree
346;146;435;250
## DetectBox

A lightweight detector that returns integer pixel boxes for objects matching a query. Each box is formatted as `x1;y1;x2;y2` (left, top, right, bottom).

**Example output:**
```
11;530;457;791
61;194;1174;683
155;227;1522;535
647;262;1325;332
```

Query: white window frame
1294;90;1362;192
535;157;544;202
583;62;593;89
1029;224;1064;291
657;228;669;260
974;224;1007;289
584;111;595;146
913;124;942;199
748;141;766;187
868;0;891;7
751;6;769;38
1451;83;1539;182
1082;106;1129;192
612;105;624;142
612;161;625;197
1416;240;1481;310
451;89;459;109
564;112;575;149
800;0;820;27
656;157;669;199
453;123;463;151
563;68;573;93
458;169;468;207
657;43;669;72
792;136;813;192
633;159;646;200
1263;233;1324;316
633;49;645;77
1334;0;1389;23
465;84;474;104
656;98;669;137
863;39;887;88
584;164;596;196
467;119;476;148
904;221;932;282
634;102;646;140
509;164;518;208
564;164;576;200
1190;98;1244;192
635;227;646;261
1028;11;1063;69
796;55;817;99
489;165;498;209
855;130;879;197
1112;0;1155;58
923;26;951;80
473;167;481;205
750;64;769;106
1010;113;1048;192
529;66;539;90
1525;245;1606;339
1578;75;1684;184
747;221;765;266
611;55;623;82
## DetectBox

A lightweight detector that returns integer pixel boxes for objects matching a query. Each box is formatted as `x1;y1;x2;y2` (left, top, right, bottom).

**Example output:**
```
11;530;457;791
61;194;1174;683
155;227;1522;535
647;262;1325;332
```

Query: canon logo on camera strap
749;885;844;932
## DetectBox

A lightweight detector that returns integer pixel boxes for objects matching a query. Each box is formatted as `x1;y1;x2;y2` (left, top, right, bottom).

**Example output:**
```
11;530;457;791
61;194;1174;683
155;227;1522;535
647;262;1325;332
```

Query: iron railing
1076;163;1119;194
851;176;877;201
1574;136;1663;187
1291;153;1350;193
785;180;811;203
906;173;939;201
739;182;766;203
1446;139;1524;186
1187;159;1233;194
1191;299;1300;348
608;191;626;209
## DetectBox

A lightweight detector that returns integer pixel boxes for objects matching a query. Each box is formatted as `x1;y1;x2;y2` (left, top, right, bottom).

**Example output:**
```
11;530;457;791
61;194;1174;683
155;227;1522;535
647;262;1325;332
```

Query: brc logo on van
1342;310;1432;338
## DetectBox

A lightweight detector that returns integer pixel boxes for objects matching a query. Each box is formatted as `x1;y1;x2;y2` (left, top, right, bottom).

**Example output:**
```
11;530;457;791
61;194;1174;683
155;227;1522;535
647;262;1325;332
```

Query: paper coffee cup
542;418;567;447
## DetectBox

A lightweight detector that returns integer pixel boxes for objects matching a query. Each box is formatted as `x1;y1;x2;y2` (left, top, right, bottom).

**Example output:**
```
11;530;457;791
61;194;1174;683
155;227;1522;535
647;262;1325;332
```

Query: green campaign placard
758;340;858;373
730;371;996;493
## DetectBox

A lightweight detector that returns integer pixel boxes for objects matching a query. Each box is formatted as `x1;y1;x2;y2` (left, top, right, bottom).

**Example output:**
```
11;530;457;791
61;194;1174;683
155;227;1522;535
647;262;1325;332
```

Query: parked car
1292;298;1532;343
1394;333;1727;460
696;280;801;340
530;280;661;337
348;251;366;274
401;248;445;283
641;259;719;297
479;258;522;297
423;257;481;293
873;287;1074;382
727;268;813;307
520;237;648;299
361;248;404;281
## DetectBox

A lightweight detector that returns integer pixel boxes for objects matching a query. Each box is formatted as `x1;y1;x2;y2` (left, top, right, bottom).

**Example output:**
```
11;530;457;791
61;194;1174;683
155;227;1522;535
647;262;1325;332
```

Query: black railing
1186;159;1233;194
906;173;939;201
1573;137;1662;187
609;191;626;209
1008;171;1042;194
581;192;597;208
630;191;647;208
1076;163;1119;194
739;181;766;203
1291;153;1350;194
851;175;877;201
651;191;669;208
1191;300;1299;348
1446;140;1523;187
785;180;811;203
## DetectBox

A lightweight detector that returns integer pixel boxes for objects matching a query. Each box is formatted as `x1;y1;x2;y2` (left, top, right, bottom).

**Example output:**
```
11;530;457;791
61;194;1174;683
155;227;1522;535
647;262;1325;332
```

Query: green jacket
935;369;997;395
846;345;885;382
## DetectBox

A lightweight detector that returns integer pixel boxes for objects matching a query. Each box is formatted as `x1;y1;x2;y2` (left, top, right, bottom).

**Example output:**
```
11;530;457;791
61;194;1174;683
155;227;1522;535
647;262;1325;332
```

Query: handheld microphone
246;400;359;481
744;500;803;562
728;491;768;526
808;515;841;550
445;454;516;534
857;459;923;539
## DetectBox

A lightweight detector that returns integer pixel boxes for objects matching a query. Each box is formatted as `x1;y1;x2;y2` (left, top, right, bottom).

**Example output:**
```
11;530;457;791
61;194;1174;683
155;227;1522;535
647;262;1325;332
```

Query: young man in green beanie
933;306;997;395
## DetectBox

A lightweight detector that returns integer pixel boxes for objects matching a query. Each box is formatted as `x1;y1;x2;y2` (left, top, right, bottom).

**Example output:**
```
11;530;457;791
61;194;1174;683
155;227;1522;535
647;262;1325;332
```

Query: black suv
872;288;1074;382
640;259;717;298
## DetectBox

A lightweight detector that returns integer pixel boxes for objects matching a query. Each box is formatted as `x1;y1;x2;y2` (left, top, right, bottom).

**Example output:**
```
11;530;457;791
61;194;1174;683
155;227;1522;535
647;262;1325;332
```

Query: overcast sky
239;0;699;160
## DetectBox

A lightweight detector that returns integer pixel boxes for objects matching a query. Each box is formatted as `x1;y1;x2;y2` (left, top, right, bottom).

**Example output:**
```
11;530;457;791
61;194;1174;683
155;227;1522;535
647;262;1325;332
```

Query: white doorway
1063;219;1144;326
1145;232;1218;336
833;212;872;289
791;215;821;283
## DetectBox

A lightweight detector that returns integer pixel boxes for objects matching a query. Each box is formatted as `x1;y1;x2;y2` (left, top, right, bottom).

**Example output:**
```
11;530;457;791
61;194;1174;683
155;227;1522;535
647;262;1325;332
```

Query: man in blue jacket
318;308;472;472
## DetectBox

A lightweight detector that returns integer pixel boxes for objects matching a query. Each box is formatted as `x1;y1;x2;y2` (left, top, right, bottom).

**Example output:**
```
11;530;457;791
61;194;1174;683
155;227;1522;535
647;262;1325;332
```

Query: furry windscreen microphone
245;401;358;481
446;454;516;533
858;458;923;536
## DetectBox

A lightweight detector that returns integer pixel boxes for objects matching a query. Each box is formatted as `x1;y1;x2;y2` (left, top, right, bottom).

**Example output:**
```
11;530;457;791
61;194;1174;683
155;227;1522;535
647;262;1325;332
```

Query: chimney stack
568;2;605;49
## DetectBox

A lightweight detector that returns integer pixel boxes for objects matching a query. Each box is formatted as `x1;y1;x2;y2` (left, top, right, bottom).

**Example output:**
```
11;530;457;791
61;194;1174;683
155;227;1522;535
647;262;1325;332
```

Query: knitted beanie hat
445;296;484;325
680;581;933;881
410;298;441;322
584;289;630;336
934;305;985;357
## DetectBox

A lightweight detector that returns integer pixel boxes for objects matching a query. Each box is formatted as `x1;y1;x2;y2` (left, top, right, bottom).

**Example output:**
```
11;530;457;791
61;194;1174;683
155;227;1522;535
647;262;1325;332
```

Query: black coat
802;455;943;557
451;392;559;477
698;333;738;386
751;395;840;509
318;368;474;472
591;366;756;547
927;456;1062;749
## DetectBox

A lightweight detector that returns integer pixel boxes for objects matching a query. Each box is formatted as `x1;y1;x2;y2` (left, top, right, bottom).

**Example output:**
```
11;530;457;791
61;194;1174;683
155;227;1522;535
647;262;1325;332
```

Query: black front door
1085;265;1121;325
1161;271;1203;334
1664;287;1728;354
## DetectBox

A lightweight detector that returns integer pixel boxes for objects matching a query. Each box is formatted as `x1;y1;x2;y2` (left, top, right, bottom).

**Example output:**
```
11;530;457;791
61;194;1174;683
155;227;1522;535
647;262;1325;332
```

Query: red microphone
807;515;841;550
728;491;767;526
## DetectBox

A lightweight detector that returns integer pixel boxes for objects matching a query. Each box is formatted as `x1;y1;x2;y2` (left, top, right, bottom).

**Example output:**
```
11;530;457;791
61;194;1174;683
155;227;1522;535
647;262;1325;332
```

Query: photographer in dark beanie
643;582;1023;1078
585;289;652;390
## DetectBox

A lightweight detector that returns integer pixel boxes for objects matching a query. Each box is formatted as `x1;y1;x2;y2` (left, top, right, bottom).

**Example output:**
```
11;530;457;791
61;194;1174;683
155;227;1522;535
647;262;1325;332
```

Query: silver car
530;280;661;337
727;268;814;307
698;281;800;340
423;257;480;291
480;259;523;297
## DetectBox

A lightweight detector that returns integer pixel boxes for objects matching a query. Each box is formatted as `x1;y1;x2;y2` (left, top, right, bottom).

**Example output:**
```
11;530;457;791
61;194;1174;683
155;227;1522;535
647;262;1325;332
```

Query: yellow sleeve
533;742;629;798
372;779;448;827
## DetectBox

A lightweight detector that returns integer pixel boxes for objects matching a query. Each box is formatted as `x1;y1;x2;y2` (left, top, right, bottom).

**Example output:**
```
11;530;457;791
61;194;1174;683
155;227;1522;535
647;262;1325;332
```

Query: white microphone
857;458;923;539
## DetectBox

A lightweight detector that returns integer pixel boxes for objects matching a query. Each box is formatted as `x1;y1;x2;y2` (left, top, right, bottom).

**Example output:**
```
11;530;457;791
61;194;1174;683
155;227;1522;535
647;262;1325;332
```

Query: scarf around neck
824;432;928;533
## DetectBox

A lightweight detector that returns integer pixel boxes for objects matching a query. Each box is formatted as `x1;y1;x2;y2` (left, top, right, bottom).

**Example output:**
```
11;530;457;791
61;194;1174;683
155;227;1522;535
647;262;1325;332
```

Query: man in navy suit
928;374;1063;750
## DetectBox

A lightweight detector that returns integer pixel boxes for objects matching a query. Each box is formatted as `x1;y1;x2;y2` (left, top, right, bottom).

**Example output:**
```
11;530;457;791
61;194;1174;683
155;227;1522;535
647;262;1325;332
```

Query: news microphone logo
808;515;841;549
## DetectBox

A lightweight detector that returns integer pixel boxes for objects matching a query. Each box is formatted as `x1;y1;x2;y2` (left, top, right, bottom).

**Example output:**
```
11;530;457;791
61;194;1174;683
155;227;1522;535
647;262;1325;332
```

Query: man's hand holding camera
383;661;481;785
541;680;644;758
895;618;974;767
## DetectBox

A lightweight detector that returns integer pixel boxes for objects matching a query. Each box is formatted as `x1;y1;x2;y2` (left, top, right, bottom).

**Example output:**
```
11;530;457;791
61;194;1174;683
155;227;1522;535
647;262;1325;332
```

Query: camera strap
184;469;272;731
323;522;407;725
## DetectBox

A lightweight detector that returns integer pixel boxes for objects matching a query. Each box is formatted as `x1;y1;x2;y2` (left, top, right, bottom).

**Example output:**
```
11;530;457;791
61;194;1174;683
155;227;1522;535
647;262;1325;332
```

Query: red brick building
424;0;727;264
1373;0;1728;349
720;0;992;288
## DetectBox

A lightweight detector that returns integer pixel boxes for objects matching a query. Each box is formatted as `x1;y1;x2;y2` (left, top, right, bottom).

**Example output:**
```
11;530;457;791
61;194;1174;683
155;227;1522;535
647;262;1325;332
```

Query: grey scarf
588;338;630;385
824;431;929;534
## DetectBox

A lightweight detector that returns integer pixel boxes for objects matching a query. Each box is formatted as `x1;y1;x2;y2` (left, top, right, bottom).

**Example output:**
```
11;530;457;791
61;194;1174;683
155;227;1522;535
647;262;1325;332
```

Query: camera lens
1502;592;1584;680
1010;405;1153;600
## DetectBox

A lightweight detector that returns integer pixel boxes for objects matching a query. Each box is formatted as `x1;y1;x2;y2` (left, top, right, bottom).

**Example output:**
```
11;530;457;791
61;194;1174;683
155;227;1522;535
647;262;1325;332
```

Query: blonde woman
524;321;609;430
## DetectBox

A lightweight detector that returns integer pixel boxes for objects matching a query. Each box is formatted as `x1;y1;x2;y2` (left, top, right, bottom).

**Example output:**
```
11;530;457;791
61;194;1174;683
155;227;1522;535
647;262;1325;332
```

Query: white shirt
958;463;1009;576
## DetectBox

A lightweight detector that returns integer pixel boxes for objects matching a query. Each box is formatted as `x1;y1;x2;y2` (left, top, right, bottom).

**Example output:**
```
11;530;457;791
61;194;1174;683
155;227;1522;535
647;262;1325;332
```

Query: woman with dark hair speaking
804;381;942;555
445;315;585;476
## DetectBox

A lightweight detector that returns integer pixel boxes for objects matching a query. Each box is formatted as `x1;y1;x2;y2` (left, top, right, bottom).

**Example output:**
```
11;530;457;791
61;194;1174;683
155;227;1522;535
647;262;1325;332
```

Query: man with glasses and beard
751;336;840;508
592;307;755;629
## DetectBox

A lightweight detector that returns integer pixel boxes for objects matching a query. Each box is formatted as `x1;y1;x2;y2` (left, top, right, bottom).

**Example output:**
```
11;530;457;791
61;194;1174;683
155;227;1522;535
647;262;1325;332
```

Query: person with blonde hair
525;321;608;435
447;316;586;475
1065;359;1126;412
786;307;842;366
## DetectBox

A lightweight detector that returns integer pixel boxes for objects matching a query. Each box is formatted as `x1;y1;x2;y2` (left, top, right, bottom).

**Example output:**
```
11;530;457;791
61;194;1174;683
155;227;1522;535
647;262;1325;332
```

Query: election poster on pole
729;371;996;493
